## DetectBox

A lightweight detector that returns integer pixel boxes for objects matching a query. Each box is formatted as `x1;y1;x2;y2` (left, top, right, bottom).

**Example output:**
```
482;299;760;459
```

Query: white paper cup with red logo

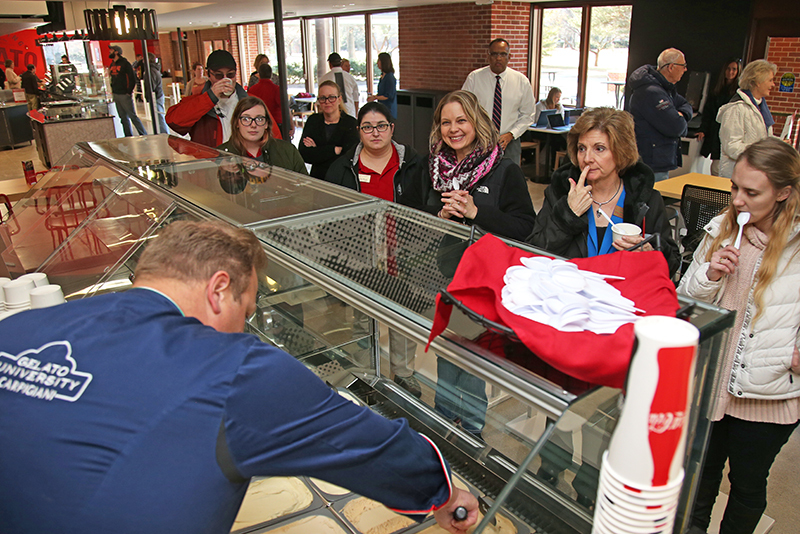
606;316;699;487
598;487;679;518
599;470;682;509
595;509;673;534
597;491;674;528
601;452;685;497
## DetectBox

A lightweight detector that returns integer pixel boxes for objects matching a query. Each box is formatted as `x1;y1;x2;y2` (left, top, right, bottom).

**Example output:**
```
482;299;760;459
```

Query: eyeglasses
317;95;339;103
209;70;237;80
360;123;391;133
670;63;688;69
239;116;268;126
489;52;509;58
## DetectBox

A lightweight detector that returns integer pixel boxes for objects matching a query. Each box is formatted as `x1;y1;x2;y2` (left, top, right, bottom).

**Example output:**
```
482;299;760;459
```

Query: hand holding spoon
734;211;750;249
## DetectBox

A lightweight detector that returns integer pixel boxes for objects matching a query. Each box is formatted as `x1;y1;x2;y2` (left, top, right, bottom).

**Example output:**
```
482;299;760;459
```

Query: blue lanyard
587;188;626;257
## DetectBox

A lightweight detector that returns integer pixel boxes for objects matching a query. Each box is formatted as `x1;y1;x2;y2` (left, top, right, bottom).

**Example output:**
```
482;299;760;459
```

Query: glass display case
1;135;735;534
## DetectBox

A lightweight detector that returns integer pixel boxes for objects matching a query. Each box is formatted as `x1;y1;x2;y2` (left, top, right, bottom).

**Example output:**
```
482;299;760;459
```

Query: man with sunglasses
627;48;693;182
167;50;281;148
461;38;535;166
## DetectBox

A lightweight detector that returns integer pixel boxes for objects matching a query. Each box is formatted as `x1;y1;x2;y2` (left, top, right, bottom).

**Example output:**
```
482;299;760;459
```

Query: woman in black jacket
299;80;360;180
416;90;536;242
527;107;679;277
697;58;741;176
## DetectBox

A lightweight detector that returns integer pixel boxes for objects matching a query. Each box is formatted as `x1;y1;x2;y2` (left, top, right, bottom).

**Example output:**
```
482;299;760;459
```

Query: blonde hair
567;107;639;173
704;138;800;322
738;60;777;91
545;87;561;109
317;80;347;114
429;90;499;155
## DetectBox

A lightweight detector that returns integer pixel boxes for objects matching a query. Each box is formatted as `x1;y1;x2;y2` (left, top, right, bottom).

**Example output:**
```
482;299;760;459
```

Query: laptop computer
547;112;571;131
568;108;584;120
535;109;558;128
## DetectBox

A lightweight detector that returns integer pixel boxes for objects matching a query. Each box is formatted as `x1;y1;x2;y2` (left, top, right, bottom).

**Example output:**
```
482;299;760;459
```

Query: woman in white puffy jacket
678;138;800;534
717;60;777;178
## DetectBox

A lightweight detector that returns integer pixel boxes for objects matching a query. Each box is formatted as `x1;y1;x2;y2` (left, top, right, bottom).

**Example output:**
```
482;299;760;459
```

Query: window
338;15;367;99
307;18;334;91
535;4;632;109
370;12;399;86
585;6;632;108
539;7;582;106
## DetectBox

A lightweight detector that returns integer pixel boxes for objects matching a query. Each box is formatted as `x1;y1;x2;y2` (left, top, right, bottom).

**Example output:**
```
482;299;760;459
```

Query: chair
554;150;567;171
520;140;541;170
677;184;731;275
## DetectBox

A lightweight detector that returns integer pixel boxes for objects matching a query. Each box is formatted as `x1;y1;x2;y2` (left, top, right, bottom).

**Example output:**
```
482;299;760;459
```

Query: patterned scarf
429;142;503;192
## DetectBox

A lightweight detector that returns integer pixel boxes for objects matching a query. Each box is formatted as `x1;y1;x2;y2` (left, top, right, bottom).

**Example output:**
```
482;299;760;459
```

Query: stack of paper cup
0;277;11;312
2;278;35;312
30;285;66;309
592;315;699;534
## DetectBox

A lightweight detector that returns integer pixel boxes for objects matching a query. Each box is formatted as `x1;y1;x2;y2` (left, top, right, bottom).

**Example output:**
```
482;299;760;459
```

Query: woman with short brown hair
528;107;679;275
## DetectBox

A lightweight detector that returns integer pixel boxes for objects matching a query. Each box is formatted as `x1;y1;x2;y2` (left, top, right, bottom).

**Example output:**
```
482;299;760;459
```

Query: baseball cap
206;50;237;71
327;52;342;64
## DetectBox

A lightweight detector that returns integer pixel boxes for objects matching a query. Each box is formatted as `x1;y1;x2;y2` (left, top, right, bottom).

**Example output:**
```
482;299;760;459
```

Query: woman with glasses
324;102;427;398
367;52;397;119
299;80;360;180
678;138;800;534
217;96;306;174
718;60;778;178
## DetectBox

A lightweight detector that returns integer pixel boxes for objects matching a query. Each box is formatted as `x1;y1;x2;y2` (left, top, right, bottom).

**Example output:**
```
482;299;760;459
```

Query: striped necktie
492;75;502;131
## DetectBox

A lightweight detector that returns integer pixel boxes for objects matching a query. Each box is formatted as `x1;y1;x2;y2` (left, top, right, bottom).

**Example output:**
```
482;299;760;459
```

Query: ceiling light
84;5;158;40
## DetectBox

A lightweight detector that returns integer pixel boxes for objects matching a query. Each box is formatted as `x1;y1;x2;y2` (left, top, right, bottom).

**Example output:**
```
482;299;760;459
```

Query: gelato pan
232;476;315;530
265;514;348;534
341;496;416;534
309;477;350;496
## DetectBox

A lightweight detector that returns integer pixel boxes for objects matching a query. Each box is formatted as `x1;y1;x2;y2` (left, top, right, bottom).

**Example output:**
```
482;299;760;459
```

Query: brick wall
398;1;530;91
765;37;800;140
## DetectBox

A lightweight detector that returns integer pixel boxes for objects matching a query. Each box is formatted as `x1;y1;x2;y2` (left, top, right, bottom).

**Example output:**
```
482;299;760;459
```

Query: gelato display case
1;135;735;534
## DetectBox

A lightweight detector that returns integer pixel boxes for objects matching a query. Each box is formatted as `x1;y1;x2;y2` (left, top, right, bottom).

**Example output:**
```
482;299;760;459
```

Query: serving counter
1;135;735;534
31;99;116;168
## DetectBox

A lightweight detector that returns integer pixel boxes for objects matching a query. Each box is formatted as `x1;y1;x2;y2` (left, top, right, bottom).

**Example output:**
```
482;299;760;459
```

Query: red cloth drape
426;234;679;388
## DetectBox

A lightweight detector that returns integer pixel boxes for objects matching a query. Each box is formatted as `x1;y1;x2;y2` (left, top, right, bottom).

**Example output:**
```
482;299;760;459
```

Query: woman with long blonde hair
678;138;800;534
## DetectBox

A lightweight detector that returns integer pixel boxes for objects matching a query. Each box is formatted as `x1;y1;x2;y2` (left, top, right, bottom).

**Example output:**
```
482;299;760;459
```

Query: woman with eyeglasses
367;52;397;119
217;96;307;174
298;80;360;180
324;102;427;398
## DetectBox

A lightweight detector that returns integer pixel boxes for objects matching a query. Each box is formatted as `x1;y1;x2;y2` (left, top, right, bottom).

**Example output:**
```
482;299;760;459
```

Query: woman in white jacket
678;138;800;534
717;60;776;178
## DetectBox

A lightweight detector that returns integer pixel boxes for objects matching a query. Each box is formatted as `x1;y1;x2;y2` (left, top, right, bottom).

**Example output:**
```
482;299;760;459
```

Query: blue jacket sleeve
636;86;690;138
223;343;452;516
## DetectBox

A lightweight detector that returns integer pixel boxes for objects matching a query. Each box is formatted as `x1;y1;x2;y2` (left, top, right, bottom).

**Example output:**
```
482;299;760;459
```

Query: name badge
358;173;371;183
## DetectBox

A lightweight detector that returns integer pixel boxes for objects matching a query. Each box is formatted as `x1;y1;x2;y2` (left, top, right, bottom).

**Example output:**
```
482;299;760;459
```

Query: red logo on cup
648;345;695;486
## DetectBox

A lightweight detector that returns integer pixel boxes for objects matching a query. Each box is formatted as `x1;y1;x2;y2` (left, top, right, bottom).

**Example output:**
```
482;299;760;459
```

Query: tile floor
1;124;798;534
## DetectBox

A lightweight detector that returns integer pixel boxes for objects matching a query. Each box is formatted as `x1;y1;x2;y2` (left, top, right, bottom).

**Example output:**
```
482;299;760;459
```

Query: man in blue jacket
0;220;477;534
627;48;693;182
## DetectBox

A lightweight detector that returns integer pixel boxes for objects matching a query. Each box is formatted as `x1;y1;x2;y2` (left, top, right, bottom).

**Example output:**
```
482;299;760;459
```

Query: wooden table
654;172;731;201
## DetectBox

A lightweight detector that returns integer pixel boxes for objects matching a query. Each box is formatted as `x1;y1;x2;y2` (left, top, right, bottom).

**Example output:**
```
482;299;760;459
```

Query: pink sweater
711;225;799;424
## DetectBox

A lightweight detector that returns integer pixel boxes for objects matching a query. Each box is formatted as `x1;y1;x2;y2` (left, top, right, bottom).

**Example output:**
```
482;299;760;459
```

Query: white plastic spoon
596;207;620;232
734;212;751;249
